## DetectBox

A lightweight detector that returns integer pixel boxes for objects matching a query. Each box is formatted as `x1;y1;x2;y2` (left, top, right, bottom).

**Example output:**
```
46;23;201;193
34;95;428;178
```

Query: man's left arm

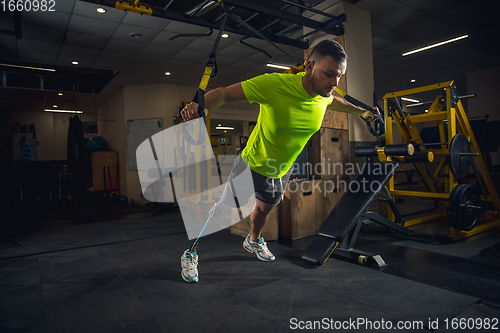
327;95;378;121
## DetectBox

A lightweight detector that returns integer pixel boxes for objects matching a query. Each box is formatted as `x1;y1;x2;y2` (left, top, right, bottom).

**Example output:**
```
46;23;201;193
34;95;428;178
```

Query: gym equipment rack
382;80;500;241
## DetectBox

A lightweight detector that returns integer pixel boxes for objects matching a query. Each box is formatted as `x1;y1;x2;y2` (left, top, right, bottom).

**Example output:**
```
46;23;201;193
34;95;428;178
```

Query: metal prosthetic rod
188;167;246;253
189;200;224;253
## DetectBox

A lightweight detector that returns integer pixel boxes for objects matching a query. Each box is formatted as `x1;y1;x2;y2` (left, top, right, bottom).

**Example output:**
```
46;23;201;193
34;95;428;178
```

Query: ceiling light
425;109;429;113
402;35;468;56
221;33;229;38
216;126;234;130
411;79;416;83
130;32;143;38
72;61;79;65
218;124;221;126
401;97;419;103
0;63;55;71
44;109;83;114
164;72;171;76
96;7;106;13
267;63;291;70
58;92;63;96
53;105;57;108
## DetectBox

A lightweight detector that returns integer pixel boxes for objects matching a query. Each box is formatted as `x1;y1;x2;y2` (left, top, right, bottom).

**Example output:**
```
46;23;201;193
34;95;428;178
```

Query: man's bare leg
249;198;274;242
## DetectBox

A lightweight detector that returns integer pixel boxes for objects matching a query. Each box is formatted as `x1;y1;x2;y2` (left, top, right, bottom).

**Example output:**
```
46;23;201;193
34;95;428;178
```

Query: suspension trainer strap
181;13;228;146
334;87;385;137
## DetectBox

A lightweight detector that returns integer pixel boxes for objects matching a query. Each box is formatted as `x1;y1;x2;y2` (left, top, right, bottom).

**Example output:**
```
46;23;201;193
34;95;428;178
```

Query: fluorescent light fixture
72;61;79;65
402;35;468;56
44;109;83;114
216;126;234;130
221;33;229;38
266;63;291;70
0;63;56;72
164;72;171;76
401;97;419;103
411;79;416;83
96;7;106;13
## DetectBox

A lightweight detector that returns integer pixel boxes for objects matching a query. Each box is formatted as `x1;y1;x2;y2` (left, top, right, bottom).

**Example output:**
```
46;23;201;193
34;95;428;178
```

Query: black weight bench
302;161;437;268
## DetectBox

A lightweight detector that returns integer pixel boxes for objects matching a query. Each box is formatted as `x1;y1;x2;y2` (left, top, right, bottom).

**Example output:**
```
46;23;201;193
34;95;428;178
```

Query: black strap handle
343;94;385;137
180;14;229;146
181;88;208;146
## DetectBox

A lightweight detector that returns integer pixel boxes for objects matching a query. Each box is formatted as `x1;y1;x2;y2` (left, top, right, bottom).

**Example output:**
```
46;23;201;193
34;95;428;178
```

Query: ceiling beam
223;0;345;36
79;0;345;49
153;6;309;48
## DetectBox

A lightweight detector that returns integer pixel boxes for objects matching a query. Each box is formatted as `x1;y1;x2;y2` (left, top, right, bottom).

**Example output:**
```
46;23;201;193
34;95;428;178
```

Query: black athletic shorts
220;155;293;208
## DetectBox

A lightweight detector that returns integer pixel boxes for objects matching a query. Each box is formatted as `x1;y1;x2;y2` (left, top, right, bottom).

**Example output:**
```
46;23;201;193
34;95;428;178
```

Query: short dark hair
309;39;347;63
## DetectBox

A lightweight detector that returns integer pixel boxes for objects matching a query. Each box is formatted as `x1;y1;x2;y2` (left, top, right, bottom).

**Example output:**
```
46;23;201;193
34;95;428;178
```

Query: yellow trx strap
333;87;346;97
199;67;213;92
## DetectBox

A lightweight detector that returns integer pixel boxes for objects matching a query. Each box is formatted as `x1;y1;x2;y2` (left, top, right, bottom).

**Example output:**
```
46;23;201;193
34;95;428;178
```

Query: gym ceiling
0;0;499;114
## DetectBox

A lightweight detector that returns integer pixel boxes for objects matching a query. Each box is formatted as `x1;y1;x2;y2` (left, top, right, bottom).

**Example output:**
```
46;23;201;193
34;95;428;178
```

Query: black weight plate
449;134;471;178
456;184;479;231
454;184;471;230
461;185;481;231
447;184;466;227
447;184;463;230
447;184;480;231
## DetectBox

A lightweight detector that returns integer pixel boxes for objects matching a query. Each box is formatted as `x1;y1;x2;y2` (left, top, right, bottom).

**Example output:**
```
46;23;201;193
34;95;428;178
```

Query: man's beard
310;75;333;98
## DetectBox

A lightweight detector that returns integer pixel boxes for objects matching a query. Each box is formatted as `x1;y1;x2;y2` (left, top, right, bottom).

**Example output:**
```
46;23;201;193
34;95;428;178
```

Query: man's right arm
181;83;247;121
205;83;247;110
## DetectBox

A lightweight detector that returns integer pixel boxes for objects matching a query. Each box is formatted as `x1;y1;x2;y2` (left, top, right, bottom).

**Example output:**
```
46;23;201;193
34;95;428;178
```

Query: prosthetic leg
189;170;245;253
188;200;224;253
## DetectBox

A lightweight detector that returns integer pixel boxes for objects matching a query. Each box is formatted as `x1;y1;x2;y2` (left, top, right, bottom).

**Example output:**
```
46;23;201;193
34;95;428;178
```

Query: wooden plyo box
279;179;346;240
230;178;347;241
320;177;347;226
279;179;323;240
230;205;279;241
322;109;348;130
309;128;349;180
92;151;118;192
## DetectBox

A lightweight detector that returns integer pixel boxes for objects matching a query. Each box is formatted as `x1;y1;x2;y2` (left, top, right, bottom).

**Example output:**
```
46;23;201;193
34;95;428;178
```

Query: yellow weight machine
382;80;500;241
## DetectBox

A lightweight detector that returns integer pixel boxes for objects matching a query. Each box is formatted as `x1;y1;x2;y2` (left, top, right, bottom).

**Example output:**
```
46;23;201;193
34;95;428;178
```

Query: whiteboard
127;118;163;170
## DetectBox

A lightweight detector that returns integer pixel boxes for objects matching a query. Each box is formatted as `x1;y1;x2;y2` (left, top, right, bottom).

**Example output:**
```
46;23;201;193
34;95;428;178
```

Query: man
180;39;377;283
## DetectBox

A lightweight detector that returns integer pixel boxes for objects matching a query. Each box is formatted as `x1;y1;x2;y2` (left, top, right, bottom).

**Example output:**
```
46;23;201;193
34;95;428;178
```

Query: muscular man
180;39;377;283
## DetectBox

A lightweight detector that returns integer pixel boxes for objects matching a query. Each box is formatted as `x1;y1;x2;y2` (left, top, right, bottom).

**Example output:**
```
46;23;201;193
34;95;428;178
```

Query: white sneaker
181;249;199;283
243;235;275;261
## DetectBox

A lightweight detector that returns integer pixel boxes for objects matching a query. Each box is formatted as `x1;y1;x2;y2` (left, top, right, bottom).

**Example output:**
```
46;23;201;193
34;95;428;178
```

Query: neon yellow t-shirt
241;72;331;178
